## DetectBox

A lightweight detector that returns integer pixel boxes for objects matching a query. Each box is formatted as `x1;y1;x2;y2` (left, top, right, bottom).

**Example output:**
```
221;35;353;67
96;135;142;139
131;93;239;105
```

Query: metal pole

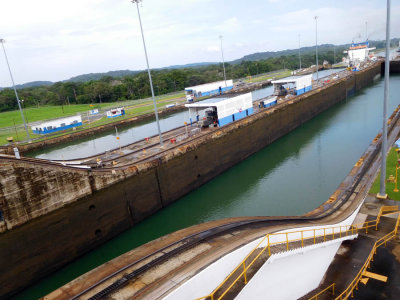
0;39;30;141
219;35;227;87
298;34;301;70
131;0;163;145
366;21;368;41
379;0;391;198
314;16;319;82
333;46;336;65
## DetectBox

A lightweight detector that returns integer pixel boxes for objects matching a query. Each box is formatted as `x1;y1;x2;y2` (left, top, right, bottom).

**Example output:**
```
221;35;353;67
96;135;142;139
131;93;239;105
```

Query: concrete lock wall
0;63;382;297
162;201;363;300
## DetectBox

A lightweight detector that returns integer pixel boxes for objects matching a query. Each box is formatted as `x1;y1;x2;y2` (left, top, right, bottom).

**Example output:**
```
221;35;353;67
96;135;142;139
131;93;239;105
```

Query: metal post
0;39;30;141
219;35;227;87
333;46;336;65
131;0;163;146
314;16;319;82
298;34;301;70
379;0;391;198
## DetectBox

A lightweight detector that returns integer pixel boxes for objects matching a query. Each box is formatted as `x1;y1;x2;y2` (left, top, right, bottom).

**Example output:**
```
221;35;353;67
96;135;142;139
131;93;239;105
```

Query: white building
271;74;313;96
106;107;125;118
185;80;234;102
185;93;253;127
31;115;82;135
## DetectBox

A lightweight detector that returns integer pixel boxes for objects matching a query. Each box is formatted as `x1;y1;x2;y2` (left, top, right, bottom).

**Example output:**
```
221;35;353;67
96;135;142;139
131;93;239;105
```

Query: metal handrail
310;211;400;300
308;283;335;300
196;206;398;300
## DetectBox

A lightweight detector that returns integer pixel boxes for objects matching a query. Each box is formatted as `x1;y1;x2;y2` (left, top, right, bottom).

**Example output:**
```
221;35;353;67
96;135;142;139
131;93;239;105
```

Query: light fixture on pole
130;0;163;146
0;39;30;141
314;16;319;82
378;0;391;199
298;34;301;70
219;35;227;87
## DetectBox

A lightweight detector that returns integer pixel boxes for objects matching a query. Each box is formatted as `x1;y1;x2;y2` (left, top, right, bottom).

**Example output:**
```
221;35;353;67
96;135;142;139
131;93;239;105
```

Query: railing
196;206;398;300
309;283;335;300
334;211;400;300
308;209;400;300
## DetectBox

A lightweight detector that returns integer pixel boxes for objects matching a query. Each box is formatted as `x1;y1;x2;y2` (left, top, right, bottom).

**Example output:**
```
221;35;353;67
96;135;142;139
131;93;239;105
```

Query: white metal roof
271;75;311;84
186;93;253;119
33;115;82;129
185;97;229;108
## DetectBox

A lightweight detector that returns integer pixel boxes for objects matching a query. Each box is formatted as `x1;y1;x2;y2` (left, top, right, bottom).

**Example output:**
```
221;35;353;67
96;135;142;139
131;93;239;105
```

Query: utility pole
333;46;336;65
298;34;302;70
131;0;163;145
0;39;30;141
219;35;227;87
378;0;391;199
314;16;319;82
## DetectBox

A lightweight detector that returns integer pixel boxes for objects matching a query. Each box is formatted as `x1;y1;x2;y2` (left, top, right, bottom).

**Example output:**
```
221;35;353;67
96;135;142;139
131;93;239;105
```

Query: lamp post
0;39;30;141
394;149;400;193
314;16;319;82
130;0;163;146
219;35;227;87
298;34;302;70
378;0;391;199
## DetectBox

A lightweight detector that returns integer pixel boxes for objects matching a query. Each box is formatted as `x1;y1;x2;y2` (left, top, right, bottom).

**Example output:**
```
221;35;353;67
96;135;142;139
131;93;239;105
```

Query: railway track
65;106;400;299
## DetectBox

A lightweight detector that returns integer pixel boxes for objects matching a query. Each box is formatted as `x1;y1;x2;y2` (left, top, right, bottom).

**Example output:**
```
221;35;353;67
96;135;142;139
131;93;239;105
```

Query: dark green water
13;75;400;299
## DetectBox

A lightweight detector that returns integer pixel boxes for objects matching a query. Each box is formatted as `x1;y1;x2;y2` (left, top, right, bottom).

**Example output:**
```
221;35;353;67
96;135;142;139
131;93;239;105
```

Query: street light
298;34;302;70
0;39;30;141
378;0;391;199
314;16;319;82
130;0;163;146
219;35;227;87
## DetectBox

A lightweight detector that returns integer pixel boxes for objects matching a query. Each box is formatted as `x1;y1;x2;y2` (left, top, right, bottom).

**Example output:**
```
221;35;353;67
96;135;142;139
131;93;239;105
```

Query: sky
0;0;399;86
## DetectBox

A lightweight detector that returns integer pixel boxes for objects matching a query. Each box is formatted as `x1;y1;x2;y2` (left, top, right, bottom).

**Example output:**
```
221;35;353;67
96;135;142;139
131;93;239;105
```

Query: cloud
207;45;220;52
0;0;399;85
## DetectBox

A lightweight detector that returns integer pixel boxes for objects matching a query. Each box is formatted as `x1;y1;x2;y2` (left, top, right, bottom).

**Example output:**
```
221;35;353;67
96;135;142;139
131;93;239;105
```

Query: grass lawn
245;70;292;83
370;147;400;201
0;98;181;145
0;91;185;128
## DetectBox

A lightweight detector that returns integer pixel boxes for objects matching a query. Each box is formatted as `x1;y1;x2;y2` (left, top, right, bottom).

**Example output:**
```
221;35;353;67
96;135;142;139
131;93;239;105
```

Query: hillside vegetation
1;39;397;113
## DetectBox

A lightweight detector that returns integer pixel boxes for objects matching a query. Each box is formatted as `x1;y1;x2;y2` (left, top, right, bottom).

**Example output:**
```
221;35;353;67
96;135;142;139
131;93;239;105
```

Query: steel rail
70;106;400;299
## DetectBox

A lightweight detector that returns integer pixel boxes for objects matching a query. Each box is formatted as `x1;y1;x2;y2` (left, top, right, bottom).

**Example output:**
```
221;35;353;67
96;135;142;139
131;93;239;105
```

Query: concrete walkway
302;195;400;299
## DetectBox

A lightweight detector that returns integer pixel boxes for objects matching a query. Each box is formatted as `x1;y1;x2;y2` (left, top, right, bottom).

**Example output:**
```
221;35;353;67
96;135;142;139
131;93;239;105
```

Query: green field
370;147;400;201
0;92;185;128
244;70;292;84
0;94;184;145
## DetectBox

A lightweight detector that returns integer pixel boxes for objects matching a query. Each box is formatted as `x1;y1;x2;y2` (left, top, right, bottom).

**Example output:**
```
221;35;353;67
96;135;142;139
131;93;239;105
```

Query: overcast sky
0;0;399;86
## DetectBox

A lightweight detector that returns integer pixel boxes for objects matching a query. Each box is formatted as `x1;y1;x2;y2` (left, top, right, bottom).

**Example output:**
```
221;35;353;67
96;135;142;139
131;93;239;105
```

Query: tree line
0;48;345;112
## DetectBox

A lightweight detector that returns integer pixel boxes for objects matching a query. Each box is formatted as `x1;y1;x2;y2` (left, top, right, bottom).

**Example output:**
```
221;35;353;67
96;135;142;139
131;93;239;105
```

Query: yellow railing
334;211;400;300
309;283;335;300
308;209;400;300
196;206;398;300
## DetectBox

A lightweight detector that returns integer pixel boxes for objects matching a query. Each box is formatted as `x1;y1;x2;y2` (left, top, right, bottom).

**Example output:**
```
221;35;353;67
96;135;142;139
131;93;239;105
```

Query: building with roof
185;93;253;127
271;74;313;96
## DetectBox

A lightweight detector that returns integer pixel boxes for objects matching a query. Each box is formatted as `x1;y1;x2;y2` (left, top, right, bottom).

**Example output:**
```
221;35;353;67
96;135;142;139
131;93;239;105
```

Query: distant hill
66;70;141;82
163;62;218;69
65;63;218;82
231;43;349;64
231;38;400;64
0;81;53;91
2;38;398;90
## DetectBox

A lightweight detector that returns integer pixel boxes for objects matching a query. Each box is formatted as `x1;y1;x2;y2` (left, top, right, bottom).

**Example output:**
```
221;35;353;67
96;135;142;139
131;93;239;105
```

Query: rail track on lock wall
5;67;359;172
64;106;400;300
